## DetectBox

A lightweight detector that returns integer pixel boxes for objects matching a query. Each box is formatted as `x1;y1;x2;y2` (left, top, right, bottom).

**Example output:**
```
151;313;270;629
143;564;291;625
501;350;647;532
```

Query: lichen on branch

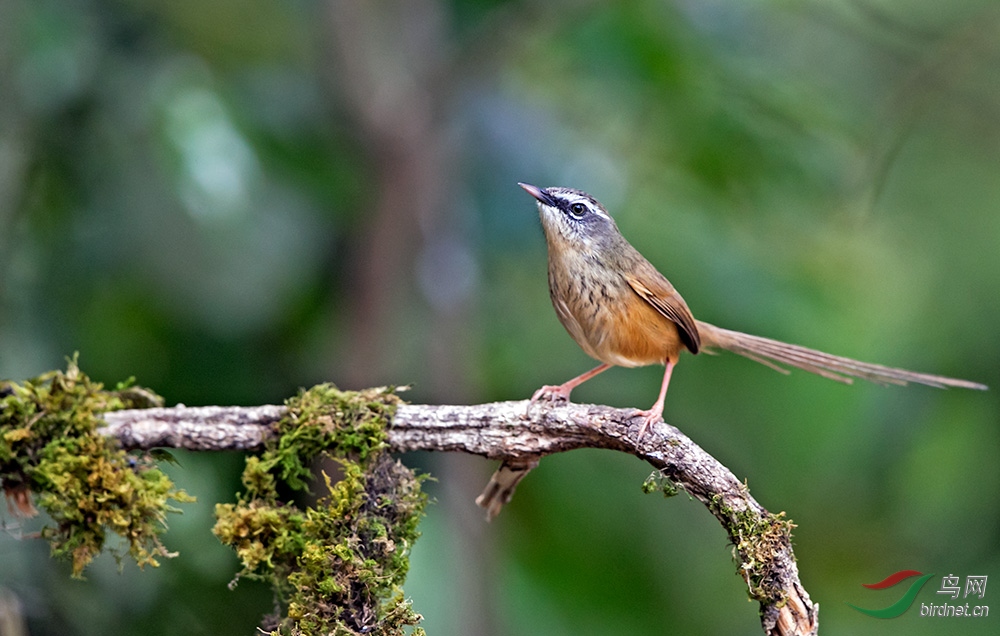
212;384;427;636
0;356;192;577
708;492;797;610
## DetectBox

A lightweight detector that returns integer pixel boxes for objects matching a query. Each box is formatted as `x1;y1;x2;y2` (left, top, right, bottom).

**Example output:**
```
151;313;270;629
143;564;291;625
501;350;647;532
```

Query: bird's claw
530;384;572;404
633;409;662;441
526;384;572;417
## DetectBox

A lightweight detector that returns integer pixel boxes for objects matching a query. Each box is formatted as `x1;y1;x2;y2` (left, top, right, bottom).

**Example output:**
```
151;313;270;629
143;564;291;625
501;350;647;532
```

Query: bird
474;183;987;520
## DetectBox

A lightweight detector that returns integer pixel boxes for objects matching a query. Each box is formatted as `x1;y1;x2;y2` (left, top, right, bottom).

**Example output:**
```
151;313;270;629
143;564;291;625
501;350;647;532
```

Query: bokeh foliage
1;1;998;635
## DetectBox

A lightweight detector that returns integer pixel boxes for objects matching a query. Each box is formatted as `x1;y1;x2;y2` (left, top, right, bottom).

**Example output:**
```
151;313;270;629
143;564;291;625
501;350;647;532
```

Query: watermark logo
922;573;989;618
849;570;989;619
848;570;934;618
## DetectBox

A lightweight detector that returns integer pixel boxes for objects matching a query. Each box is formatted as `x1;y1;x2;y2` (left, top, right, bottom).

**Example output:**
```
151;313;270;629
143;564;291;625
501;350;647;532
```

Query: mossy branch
101;399;819;636
2;362;817;635
0;358;191;577
211;385;427;636
2;367;427;636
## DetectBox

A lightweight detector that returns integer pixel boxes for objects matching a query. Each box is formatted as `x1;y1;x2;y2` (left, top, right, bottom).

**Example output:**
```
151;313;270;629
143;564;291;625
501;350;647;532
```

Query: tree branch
100;400;819;636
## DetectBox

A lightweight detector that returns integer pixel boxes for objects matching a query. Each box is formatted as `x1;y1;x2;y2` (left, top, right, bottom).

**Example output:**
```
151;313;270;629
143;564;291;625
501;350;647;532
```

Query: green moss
709;493;796;606
260;384;396;493
213;384;427;636
641;470;681;497
0;356;193;577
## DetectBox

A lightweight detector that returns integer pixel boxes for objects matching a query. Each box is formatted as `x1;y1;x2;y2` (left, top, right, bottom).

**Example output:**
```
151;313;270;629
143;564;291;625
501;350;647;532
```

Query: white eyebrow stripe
576;199;610;220
546;188;612;220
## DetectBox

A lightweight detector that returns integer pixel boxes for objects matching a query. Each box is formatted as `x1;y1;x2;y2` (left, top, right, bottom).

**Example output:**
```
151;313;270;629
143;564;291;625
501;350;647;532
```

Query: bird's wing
625;269;701;354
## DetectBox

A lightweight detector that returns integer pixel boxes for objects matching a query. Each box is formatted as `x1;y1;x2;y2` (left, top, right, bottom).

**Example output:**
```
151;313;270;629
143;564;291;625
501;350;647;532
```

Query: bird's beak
518;182;558;207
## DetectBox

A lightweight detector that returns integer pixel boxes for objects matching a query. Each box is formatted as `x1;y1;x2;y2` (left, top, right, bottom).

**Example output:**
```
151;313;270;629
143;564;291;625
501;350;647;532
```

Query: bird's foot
632;408;663;441
530;384;573;404
526;384;573;417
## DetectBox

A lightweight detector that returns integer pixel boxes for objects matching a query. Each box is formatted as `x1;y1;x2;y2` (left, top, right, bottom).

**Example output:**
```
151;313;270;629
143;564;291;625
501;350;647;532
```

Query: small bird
475;183;987;520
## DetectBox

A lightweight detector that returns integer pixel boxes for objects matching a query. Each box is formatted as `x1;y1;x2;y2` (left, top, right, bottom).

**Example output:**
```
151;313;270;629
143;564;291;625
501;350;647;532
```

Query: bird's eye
568;202;587;218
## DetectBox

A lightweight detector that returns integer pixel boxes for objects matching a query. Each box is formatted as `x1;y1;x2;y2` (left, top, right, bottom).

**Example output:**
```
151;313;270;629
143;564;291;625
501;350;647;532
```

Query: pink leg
530;363;611;404
635;360;675;439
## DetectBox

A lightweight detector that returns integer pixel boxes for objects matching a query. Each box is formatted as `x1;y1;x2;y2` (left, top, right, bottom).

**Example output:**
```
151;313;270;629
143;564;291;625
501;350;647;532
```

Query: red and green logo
848;570;935;618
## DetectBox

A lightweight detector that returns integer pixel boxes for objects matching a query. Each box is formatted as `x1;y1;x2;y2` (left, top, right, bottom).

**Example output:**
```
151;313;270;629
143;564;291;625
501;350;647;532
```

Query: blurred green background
1;0;998;634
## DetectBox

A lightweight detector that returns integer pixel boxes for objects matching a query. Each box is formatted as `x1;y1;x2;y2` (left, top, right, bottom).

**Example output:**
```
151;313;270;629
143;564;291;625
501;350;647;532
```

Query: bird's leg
634;360;675;439
530;363;611;405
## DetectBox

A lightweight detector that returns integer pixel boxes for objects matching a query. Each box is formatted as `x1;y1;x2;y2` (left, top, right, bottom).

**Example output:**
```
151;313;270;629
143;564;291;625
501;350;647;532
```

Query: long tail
696;321;988;390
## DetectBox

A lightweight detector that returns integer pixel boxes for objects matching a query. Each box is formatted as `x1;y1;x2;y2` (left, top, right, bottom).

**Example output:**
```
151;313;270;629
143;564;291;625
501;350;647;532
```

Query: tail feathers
475;459;539;521
697;321;988;391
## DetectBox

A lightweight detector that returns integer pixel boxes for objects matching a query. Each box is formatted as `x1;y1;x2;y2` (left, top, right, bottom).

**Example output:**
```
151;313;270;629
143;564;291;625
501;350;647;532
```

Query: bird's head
517;183;621;254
